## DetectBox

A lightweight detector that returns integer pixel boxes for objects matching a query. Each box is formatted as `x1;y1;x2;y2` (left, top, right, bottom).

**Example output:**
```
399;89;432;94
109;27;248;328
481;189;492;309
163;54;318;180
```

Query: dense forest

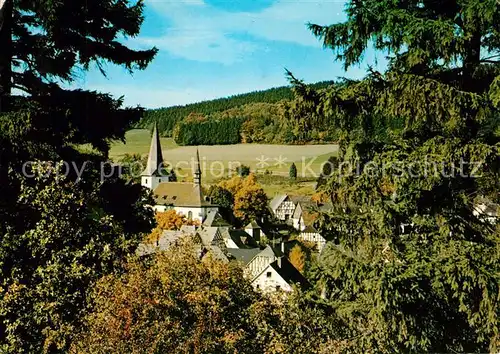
139;81;335;142
173;113;246;145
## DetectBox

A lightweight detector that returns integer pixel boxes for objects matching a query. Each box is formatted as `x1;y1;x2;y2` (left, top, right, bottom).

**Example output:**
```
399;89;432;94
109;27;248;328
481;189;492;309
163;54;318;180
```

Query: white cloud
137;30;257;65
138;0;346;64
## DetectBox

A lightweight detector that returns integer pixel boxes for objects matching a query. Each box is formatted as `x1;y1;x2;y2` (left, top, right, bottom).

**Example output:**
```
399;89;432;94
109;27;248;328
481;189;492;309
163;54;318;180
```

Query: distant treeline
138;81;335;138
173;114;246;145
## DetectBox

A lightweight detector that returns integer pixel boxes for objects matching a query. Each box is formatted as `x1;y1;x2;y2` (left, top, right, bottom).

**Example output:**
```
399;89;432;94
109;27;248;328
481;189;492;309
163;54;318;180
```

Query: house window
187;211;193;220
158;178;161;183
275;285;281;291
266;272;272;278
256;284;260;289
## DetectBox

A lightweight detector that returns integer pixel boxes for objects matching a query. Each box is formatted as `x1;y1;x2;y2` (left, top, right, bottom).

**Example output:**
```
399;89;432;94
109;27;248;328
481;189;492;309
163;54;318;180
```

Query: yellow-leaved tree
147;210;198;244
218;174;269;225
72;238;347;353
289;245;306;273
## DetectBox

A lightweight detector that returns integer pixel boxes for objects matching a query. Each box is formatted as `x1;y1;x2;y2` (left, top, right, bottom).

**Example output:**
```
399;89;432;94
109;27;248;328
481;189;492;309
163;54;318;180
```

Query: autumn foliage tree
73;238;347;354
289;245;306;273
218;174;269;225
147;210;197;244
0;0;157;351
72;238;265;353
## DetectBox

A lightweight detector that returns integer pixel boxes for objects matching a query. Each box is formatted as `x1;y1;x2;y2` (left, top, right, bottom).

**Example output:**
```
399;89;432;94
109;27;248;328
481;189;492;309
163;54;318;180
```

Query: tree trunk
463;28;481;93
0;0;12;240
0;0;12;113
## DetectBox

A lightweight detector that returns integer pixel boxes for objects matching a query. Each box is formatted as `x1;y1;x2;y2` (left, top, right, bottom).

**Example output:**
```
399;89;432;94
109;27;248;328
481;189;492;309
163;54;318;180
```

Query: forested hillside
139;81;334;137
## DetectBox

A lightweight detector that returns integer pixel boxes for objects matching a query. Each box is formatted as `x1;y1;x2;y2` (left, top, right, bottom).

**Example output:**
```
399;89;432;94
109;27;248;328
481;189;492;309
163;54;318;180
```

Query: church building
141;124;218;223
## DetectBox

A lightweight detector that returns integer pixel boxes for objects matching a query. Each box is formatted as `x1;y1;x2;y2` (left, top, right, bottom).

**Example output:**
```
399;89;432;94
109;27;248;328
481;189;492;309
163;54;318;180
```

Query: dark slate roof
136;230;186;257
196;227;221;246
245;220;261;229
153;182;213;207
226;248;261;265
302;225;319;233
203;246;229;262
142;123;164;176
266;258;310;290
203;210;231;227
292;202;303;219
270;194;289;211
259;245;281;258
228;229;258;248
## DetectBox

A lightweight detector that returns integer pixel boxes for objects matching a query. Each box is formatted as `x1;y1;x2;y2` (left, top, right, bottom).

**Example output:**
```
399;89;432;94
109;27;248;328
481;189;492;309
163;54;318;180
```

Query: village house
137;227;307;293
227;243;309;292
252;257;309;293
299;225;327;252
226;245;281;278
270;194;330;252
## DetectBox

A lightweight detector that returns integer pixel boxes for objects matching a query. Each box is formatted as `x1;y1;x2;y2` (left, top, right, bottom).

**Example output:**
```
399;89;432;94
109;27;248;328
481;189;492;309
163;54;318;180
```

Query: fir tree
169;169;178;182
289;162;298;179
237;165;251;177
0;0;157;351
287;0;500;352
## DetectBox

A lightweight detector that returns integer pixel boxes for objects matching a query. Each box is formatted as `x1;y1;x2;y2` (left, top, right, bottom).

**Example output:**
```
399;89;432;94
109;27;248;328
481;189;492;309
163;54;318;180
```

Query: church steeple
193;148;201;185
142;123;164;177
141;123;169;190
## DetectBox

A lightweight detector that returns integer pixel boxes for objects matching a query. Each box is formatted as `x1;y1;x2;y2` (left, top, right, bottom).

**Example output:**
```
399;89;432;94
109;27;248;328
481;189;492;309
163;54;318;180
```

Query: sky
75;0;386;109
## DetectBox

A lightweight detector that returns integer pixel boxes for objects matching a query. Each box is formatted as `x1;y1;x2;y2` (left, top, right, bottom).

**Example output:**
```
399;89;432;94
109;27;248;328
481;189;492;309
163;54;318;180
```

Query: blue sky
76;0;385;108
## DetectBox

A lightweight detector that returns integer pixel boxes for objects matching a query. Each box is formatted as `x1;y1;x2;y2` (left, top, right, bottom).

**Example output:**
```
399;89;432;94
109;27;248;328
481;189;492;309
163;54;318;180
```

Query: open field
110;129;338;195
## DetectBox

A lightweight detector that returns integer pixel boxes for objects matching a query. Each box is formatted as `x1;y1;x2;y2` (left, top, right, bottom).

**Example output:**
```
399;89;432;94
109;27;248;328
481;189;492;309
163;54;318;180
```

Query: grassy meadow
110;129;338;197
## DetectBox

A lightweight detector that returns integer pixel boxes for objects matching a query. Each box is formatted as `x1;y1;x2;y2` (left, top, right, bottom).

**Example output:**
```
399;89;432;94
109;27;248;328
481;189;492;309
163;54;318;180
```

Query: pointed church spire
193;147;201;185
142;123;164;176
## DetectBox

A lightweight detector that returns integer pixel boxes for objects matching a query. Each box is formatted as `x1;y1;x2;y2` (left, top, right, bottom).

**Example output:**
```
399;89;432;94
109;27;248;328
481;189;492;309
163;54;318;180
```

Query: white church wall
141;175;169;191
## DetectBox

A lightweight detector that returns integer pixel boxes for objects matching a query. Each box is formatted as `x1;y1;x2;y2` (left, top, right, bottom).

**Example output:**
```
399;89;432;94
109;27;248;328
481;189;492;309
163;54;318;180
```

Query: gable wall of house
212;229;226;249
292;216;306;231
246;255;276;278
252;266;292;293
299;231;326;251
275;200;296;221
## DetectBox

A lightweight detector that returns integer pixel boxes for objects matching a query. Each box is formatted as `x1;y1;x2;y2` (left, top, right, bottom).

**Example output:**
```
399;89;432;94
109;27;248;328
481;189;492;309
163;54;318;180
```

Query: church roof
153;182;213;207
194;148;202;175
142;123;164;176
